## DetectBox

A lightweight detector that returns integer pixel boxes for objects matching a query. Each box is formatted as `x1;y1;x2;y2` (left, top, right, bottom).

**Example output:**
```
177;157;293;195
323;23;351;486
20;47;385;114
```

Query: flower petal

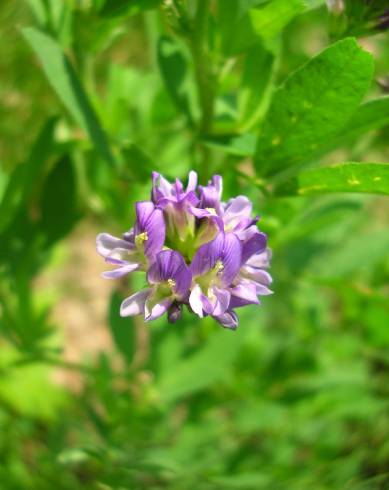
147;250;191;297
199;175;222;210
189;284;209;318
229;282;259;306
213;310;239;330
143;208;166;259
186;170;198;192
190;232;241;286
219;233;242;286
246;248;272;268
223;196;252;231
190;233;224;277
212;286;231;316
106;247;133;263
255;283;273;296
185;190;200;207
152;171;172;202
120;289;151;317
135;201;158;231
145;297;173;321
243;267;273;285
101;263;140;279
96;233;131;258
241;231;267;263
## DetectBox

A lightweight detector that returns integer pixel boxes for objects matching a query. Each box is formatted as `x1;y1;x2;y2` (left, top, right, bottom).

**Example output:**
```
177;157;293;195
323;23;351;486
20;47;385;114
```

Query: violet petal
213;310;239;330
120;289;151;317
143;208;166;259
212;287;231;316
230;282;259;305
96;233;131;258
241;231;267;263
101;263;140;279
145;297;173;321
147;250;191;298
186;170;198;192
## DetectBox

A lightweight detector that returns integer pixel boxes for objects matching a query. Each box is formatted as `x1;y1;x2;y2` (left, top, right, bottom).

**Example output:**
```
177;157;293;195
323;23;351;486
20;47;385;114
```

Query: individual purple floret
96;201;165;278
152;171;199;243
120;249;191;321
96;171;272;329
189;232;241;321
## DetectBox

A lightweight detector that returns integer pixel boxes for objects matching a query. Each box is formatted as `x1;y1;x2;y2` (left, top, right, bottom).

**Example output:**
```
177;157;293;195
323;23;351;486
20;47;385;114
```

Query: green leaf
39;156;80;245
325;96;389;151
21;27;115;166
157;36;194;124
108;291;136;363
249;0;305;40
254;38;374;177
276;163;389;196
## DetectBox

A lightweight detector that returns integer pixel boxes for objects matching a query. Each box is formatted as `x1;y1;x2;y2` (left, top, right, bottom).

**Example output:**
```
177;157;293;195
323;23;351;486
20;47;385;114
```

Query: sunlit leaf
254;38;374;177
325;96;389;151
276;163;389;196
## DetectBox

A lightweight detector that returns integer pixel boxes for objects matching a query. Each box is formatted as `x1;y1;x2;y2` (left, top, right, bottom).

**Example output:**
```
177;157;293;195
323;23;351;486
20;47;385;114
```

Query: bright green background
0;1;389;489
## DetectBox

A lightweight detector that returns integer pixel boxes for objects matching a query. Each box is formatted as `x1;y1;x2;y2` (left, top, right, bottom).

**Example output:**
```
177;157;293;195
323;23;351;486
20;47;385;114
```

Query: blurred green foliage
0;1;389;489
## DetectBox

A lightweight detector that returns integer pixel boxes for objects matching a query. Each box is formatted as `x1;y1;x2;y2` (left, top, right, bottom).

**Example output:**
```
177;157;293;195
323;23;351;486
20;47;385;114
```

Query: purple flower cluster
96;172;272;329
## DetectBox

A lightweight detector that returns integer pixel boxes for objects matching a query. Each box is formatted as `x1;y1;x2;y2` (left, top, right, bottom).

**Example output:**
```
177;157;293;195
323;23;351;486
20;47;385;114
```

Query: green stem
190;0;215;180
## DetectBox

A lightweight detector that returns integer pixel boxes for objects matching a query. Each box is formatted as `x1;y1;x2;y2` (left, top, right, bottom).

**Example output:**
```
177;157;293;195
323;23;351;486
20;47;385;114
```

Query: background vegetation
1;1;389;488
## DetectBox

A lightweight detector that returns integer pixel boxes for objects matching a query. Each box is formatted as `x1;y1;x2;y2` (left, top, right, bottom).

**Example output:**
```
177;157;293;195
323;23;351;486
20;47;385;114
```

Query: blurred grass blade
39;156;80;245
275;163;389;196
157;36;194;125
99;0;162;18
254;38;374;177
239;44;276;129
26;0;47;24
121;143;155;183
22;27;115;166
0;117;57;234
108;292;135;363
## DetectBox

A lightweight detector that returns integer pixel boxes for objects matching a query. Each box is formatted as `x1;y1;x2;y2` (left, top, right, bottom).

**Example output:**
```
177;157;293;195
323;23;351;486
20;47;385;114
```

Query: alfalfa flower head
96;172;272;329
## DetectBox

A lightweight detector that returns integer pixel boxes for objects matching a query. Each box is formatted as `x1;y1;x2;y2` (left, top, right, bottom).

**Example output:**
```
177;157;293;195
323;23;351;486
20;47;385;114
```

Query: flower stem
191;0;215;180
